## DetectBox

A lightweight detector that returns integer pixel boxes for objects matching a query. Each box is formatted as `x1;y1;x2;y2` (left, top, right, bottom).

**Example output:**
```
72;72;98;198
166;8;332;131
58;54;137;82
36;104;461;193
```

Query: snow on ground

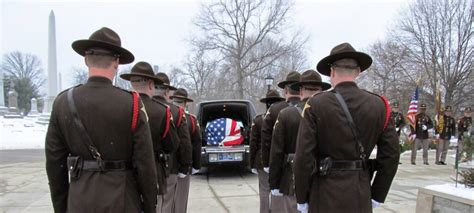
0;117;47;150
425;183;474;200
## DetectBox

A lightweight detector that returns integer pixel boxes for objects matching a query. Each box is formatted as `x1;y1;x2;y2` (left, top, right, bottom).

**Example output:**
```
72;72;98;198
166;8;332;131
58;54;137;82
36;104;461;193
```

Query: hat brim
164;84;177;91
259;97;285;103
290;81;332;91
316;52;372;76
170;95;193;102
277;80;298;89
120;73;163;84
72;40;135;64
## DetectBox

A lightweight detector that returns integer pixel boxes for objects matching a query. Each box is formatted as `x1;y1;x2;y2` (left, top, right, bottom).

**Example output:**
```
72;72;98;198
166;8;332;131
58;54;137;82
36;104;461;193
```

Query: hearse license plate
218;153;234;161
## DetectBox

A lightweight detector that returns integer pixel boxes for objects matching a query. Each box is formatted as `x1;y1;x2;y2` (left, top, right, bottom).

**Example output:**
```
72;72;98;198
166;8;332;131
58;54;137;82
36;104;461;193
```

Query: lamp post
265;75;274;92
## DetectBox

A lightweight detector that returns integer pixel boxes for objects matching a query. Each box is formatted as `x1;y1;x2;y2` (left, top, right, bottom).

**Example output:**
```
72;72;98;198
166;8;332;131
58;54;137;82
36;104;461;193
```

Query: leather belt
331;160;365;170
82;160;133;171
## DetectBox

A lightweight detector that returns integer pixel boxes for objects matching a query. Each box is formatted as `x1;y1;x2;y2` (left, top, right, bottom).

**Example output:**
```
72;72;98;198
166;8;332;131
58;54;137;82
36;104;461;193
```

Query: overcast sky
1;0;409;91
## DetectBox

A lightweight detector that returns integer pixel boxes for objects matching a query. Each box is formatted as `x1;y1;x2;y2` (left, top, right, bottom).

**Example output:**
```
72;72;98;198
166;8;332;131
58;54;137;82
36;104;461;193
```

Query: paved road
0;149;456;213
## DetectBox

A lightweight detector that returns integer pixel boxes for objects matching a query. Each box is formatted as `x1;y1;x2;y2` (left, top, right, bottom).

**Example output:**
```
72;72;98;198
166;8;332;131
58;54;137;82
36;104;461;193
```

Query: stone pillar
7;87;18;113
30;98;38;114
45;10;58;113
0;69;4;107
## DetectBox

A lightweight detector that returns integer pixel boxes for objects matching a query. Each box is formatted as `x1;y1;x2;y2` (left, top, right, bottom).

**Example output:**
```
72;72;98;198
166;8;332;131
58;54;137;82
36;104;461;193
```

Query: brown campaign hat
72;27;134;64
391;101;400;108
259;89;285;103
170;88;193;102
465;107;472;112
289;69;331;91
155;72;177;90
317;42;372;76
444;106;452;112
277;71;301;89
419;103;427;109
120;61;163;84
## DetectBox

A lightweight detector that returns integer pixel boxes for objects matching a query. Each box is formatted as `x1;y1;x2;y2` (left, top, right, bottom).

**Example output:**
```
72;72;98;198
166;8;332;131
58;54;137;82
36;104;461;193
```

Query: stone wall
432;196;473;213
416;186;474;213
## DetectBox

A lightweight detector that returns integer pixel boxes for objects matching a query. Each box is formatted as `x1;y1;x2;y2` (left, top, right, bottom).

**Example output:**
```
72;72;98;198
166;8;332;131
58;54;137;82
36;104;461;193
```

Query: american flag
205;118;244;146
406;86;419;128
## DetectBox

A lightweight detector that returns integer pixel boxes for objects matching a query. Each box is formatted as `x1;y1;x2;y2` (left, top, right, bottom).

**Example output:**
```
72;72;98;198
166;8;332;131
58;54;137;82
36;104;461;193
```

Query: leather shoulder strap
67;87;102;160
332;91;367;160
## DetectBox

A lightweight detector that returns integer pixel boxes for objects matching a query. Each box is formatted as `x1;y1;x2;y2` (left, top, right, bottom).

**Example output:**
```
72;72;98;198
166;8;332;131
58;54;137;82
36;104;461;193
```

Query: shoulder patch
302;101;311;118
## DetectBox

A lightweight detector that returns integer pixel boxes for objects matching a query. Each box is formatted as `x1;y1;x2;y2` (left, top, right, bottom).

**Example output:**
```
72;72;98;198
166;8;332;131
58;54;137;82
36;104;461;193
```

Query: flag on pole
406;86;419;129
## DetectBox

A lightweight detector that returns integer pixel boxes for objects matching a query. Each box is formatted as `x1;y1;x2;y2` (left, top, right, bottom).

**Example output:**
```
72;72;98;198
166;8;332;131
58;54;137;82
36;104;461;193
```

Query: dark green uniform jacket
293;82;399;213
45;77;158;213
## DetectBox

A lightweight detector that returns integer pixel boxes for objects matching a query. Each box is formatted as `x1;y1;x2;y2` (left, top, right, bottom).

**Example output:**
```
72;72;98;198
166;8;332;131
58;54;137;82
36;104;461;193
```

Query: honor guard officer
120;62;180;212
45;27;158;213
390;101;406;136
294;43;399;213
457;107;472;160
171;88;202;213
390;101;406;164
250;89;285;213
434;106;456;165
269;70;330;213
261;71;300;212
154;73;192;213
410;103;434;165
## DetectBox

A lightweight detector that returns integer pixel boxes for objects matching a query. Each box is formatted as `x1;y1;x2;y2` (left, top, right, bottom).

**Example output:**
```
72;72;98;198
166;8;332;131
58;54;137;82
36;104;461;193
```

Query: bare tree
1;51;45;114
193;0;308;99
71;67;88;85
394;0;473;111
176;48;220;102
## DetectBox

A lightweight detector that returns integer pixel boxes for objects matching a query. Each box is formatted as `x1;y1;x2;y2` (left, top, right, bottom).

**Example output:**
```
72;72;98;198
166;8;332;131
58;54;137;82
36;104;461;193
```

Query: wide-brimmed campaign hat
290;69;331;91
155;72;177;90
419;103;427;109
72;27;134;64
317;42;372;76
277;71;301;88
465;107;472;112
120;61;162;84
391;101;400;108
259;89;285;103
170;88;193;102
444;106;452;112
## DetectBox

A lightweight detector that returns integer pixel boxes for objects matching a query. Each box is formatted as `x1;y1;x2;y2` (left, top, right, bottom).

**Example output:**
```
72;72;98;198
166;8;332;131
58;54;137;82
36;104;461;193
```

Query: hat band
85;49;120;58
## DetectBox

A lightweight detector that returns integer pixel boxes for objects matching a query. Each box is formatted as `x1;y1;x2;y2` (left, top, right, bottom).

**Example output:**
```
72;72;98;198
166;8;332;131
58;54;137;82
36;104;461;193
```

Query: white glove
192;168;200;175
297;203;308;213
251;168;258;174
422;125;427;130
371;199;381;208
436;134;440;139
271;189;283;196
177;173;187;178
263;167;270;173
396;127;400;132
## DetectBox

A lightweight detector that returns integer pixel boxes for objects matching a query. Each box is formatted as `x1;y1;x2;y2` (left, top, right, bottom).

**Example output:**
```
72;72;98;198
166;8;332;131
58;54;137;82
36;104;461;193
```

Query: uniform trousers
282;195;298;213
436;139;450;163
411;138;430;164
161;174;178;213
258;169;270;213
174;175;191;213
271;194;286;213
